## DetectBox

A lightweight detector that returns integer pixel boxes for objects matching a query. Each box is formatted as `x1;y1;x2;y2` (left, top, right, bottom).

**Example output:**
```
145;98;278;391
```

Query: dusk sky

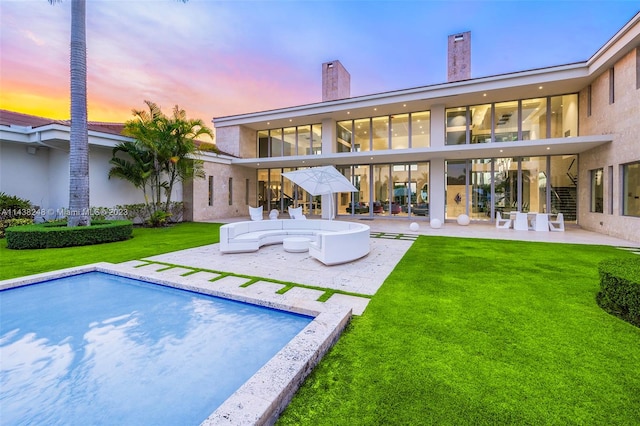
1;1;638;130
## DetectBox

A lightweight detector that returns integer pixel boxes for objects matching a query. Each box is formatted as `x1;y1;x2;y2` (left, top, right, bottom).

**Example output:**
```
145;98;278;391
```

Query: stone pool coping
1;262;352;426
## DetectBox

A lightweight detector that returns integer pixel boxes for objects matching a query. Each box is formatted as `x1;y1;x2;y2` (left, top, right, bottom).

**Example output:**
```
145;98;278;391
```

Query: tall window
609;67;615;104
411;111;430;148
228;177;233;206
623;162;640;217
591;169;604;213
446;107;467;145
550;94;578;138
208;176;214;206
494;101;518;142
470;104;491;143
521;98;547;140
390;114;409;149
336;121;352;153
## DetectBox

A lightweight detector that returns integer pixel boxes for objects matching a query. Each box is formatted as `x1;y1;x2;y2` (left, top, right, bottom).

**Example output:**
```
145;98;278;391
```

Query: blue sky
1;0;638;125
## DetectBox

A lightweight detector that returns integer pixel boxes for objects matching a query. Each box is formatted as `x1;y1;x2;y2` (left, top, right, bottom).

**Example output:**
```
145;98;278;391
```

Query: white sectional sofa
219;219;370;265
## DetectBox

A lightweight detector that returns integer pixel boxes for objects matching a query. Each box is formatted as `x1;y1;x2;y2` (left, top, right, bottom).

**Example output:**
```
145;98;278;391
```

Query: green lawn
2;227;639;424
0;222;221;280
278;236;640;425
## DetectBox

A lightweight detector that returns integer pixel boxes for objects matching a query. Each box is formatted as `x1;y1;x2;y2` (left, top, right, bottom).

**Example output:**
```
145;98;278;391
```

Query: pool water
0;272;312;425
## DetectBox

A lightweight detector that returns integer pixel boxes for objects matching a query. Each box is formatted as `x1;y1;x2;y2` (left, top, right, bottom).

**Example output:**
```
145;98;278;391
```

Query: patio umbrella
282;166;358;220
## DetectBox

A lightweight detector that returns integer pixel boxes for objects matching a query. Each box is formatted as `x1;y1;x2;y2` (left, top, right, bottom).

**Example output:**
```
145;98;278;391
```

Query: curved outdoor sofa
219;219;370;265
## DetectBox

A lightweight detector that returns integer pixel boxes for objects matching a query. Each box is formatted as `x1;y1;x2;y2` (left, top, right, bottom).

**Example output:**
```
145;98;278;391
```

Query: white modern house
208;12;640;243
1;12;639;243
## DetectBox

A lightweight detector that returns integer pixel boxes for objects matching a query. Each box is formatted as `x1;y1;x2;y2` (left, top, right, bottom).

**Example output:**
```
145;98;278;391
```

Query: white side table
283;237;310;253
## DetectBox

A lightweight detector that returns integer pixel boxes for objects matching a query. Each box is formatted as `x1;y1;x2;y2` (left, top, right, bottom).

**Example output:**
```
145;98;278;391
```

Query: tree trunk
68;0;90;227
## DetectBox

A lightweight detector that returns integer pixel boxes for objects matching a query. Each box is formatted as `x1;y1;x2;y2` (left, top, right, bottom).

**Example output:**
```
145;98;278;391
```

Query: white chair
513;212;529;231
548;213;565;232
249;205;263;221
269;209;279;220
288;206;306;220
495;212;511;229
533;213;549;232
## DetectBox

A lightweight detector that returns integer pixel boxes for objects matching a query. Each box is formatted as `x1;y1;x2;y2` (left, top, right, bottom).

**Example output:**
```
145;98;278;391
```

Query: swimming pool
0;271;318;425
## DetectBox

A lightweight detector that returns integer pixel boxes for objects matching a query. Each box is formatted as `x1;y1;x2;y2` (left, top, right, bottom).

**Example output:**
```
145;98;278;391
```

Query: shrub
0;218;34;238
116;202;184;225
596;257;640;328
0;192;34;220
5;220;133;249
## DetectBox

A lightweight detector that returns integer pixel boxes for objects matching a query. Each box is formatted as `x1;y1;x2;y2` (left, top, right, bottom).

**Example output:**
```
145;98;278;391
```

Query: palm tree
50;0;188;227
108;141;155;214
121;101;214;223
161;105;213;212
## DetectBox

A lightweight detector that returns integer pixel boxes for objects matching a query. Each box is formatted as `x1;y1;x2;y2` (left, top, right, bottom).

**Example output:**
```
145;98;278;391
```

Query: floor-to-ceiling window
521;98;547;140
494;101;519;142
257;124;322;158
549;155;577;222
446;108;467;145
446;160;467;219
521;157;547;213
550;94;578;138
470;159;492;220
470;104;491;143
354;118;370;152
411;111;430;148
391;114;409;150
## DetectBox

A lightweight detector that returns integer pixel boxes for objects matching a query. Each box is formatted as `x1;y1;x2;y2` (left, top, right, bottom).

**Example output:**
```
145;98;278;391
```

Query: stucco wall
578;48;640;242
0;141;180;219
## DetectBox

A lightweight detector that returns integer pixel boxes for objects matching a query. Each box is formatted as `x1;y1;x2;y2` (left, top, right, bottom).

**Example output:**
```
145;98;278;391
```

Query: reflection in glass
311;124;322;155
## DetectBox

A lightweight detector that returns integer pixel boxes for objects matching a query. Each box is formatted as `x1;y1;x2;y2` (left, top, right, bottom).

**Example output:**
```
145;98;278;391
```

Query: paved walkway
113;218;639;317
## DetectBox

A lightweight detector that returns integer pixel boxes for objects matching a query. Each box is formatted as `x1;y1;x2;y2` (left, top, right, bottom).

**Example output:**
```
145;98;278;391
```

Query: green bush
0;192;34;219
5;220;133;249
0;218;34;238
597;257;640;328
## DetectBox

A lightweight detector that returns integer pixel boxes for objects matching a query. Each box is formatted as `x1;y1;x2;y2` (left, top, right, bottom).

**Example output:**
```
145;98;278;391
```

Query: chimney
448;32;471;82
322;60;350;101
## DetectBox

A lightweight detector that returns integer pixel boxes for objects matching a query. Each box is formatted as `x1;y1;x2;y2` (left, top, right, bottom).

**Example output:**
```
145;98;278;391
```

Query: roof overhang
230;135;612;169
0;123;132;151
213;63;592;131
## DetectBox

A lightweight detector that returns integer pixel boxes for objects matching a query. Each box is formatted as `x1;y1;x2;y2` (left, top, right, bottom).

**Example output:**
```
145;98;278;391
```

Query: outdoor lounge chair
249;205;263;221
548;213;565;232
288;206;306;220
496;211;511;229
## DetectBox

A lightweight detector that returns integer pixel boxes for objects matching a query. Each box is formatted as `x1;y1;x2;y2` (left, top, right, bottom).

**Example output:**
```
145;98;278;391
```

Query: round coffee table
283;237;310;253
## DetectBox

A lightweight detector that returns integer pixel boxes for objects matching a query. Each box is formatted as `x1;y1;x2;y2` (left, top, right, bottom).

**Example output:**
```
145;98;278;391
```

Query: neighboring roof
0;109;235;158
0;110;125;135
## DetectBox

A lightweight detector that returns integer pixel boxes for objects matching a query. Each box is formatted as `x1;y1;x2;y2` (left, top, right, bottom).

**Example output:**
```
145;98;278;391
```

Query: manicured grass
0;222;221;280
278;236;640;425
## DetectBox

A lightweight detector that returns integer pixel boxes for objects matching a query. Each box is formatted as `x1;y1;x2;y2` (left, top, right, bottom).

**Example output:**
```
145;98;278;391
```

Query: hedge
597;257;640;328
5;220;133;249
